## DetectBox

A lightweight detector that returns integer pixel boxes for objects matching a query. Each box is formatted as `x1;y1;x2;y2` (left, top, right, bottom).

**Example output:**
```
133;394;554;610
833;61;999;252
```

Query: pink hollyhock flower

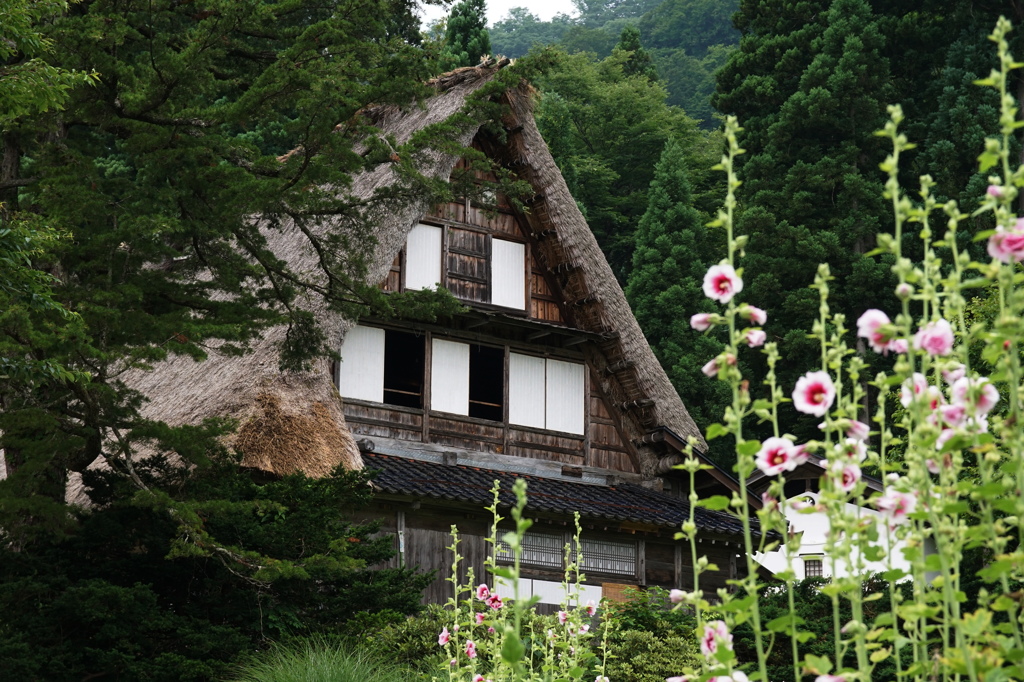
833;462;861;492
900;373;929;408
876;489;917;527
815;676;846;682
740;304;768;325
703;264;743;303
586;600;597;617
792;371;836;416
558;611;568;625
476;584;490;600
988;184;1005;198
700;620;733;658
926;458;942;474
760;492;779;512
690;313;715;331
596;677;610;682
438;627;450;646
475;612;486;624
939;404;966;428
914;319;955;356
581;623;591;633
856;309;893;353
791;444;810;466
474;676;485;682
790;497;815;512
669;589;686;603
836;438;867;462
942;364;966;384
450;659;458;666
666;676;688;682
951;376;1000;415
936;428;957;451
988;219;1024;263
487;626;495;634
846;420;870;441
744;328;767;347
486;594;503;610
452;624;459;631
708;673;749;682
465;640;477;659
890;338;909;354
755;437;799;476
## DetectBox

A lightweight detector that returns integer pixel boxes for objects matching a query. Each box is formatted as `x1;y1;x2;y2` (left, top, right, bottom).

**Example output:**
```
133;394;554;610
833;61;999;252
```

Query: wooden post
397;509;406;568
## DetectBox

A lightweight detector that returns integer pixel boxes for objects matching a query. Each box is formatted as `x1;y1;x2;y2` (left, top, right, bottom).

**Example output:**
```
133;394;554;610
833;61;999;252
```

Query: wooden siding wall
360;502;739;605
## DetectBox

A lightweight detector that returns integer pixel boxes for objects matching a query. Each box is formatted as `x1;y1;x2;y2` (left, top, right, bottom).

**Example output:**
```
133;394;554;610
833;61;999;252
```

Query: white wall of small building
754;491;912;579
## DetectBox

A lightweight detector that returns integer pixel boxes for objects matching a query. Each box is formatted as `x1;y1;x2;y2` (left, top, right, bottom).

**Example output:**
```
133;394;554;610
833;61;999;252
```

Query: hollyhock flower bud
760;492;779;512
476;584;490;600
876;489;917;527
744;328;767;347
690;313;715;331
755;436;798;476
951;376;1000;415
856;309;893;353
450;659;458;666
438;627;450;646
702;353;736;378
846;420;870;441
703;264;743;303
988;184;1004;198
740;304;767;325
895;282;913;300
487;626;495;634
669;589;686;603
700;620;733;658
815;676;846;682
988;219;1024;263
913;319;955;356
792;371;836;416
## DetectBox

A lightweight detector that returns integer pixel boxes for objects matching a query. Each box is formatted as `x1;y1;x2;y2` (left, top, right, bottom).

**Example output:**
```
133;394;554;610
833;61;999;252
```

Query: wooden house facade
116;60;762;608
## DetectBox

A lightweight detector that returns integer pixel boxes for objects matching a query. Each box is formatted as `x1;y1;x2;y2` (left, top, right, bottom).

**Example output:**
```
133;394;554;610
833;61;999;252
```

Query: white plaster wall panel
338;325;385;402
404;223;443;290
491;238;526;309
431;338;469;415
509;352;546;428
546;359;585;434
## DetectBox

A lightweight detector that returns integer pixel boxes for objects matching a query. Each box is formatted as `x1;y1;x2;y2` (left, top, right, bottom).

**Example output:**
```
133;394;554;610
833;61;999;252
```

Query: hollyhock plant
476;584;490;600
950;376;1000;415
702;353;737;378
875;489;918;527
913;319;955;356
793;371;836;416
987;219;1024;263
700;620;733;658
465;640;477;659
703;263;743;303
438;627;450;646
486;594;503;610
755;437;798;476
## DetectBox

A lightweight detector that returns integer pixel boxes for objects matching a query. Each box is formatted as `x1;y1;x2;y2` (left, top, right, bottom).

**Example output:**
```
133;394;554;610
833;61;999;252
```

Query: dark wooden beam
602;359;635;376
619;398;655;411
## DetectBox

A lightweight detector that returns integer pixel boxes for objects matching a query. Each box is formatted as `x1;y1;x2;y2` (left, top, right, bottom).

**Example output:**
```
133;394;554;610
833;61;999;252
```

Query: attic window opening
383;330;424;408
496;532;563;569
579;538;636;577
804;558;823;578
468;344;504;421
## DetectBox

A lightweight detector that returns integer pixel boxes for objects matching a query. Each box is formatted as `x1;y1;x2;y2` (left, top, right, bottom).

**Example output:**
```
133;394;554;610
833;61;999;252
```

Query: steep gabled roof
121;60;706;480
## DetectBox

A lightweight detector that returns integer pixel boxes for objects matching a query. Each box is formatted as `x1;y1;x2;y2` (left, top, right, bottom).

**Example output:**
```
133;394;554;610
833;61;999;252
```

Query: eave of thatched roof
115;58;707;483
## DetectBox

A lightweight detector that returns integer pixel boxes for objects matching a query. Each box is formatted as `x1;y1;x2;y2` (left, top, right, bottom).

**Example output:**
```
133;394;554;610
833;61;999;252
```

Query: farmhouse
122;59;762;606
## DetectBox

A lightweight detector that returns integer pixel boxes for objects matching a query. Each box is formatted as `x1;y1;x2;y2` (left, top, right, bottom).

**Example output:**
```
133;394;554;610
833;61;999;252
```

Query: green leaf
698;495;732;511
501;627;526;665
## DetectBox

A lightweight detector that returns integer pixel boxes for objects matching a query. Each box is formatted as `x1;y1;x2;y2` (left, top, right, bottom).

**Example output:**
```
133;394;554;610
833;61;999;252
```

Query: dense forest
3;0;1024;678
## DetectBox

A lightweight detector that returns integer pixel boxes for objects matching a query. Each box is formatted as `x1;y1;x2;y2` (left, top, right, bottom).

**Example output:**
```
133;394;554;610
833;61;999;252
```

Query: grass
229;638;415;682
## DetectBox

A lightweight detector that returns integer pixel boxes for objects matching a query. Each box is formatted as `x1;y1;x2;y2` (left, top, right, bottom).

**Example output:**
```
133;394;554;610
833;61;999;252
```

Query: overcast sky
417;0;579;28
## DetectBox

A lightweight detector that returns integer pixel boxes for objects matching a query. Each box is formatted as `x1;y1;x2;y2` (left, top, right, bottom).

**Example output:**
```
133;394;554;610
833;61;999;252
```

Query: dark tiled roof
364;453;759;537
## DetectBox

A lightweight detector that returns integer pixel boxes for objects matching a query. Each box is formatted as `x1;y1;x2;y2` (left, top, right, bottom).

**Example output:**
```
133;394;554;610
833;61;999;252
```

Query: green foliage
616;25;658;81
0;457;431;680
442;0;492;69
489;8;573;59
230;639;414;682
534;48;706;280
601;586;696;636
603;630;701;682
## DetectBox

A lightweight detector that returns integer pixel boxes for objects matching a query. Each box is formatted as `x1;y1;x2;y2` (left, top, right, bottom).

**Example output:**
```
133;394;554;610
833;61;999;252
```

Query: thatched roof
116;59;706;481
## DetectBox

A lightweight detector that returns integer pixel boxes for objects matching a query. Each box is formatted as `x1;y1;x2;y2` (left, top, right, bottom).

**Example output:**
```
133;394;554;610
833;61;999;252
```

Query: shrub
229;639;412;682
603;629;701;682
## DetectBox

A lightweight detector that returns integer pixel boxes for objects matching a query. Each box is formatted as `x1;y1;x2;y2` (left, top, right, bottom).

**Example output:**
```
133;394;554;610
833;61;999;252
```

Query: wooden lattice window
497;533;564;569
804;558;824;578
579;538;636;577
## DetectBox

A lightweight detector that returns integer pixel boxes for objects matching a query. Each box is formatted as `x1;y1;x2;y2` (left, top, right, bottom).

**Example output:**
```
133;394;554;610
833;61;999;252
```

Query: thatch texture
120;59;705;481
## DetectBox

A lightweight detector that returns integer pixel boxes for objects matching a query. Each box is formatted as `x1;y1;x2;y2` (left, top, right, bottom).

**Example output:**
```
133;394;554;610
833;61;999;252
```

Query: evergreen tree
616;25;658;81
442;0;492;69
625;139;731;464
